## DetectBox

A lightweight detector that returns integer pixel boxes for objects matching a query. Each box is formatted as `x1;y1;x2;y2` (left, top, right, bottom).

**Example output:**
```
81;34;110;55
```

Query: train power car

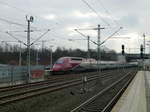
52;57;84;74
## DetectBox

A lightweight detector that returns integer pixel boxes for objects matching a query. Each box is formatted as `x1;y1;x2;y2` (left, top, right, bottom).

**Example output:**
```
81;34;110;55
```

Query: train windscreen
55;59;64;64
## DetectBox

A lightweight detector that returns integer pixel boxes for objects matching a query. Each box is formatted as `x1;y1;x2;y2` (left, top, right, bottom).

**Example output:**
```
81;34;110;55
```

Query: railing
0;65;45;86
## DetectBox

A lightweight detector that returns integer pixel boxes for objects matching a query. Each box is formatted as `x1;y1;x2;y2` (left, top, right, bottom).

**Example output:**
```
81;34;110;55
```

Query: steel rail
0;75;98;105
0;72;98;92
0;75;98;99
0;68;129;90
0;71;119;100
70;70;135;112
101;71;136;112
0;69;129;106
0;70;119;93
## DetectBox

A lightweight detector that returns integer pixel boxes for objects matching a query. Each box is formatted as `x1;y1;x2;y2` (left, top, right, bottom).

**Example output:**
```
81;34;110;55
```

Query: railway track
0;69;123;93
0;74;99;105
0;68;136;106
70;70;137;112
0;68;127;90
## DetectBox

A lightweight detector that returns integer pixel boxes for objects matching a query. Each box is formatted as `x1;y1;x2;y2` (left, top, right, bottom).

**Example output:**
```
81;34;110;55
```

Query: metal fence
0;65;45;86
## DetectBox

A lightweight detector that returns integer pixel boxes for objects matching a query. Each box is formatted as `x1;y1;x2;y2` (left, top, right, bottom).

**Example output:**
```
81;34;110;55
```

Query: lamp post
68;38;90;59
18;41;22;66
33;43;40;65
1;41;22;66
36;47;39;65
50;45;53;69
143;33;146;70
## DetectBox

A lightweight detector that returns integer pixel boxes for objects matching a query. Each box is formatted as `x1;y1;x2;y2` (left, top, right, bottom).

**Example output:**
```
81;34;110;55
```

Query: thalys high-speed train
51;56;137;74
52;57;83;73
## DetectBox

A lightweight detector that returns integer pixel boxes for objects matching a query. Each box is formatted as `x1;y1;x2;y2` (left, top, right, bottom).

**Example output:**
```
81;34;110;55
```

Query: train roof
58;57;84;60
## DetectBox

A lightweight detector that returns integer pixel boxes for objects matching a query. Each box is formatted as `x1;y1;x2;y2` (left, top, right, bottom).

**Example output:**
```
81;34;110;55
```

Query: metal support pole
143;33;146;55
42;40;44;52
19;42;22;66
143;33;146;70
11;66;14;85
26;16;33;82
27;20;31;82
36;49;39;65
87;36;90;59
97;24;104;82
97;25;101;81
149;45;150;58
97;25;101;61
50;46;53;69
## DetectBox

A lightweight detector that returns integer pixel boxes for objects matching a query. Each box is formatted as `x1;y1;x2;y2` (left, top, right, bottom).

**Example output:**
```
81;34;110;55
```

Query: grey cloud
0;0;150;53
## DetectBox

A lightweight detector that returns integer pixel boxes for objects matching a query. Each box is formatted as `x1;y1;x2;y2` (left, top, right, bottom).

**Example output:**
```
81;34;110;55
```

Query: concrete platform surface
145;71;150;111
111;71;147;112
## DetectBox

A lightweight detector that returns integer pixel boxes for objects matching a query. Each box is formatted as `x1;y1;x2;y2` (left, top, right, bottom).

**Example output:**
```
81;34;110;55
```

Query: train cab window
55;59;64;64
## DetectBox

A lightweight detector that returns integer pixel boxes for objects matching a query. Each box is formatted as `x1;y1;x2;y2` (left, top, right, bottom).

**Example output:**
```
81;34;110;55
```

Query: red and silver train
51;56;137;74
52;57;83;73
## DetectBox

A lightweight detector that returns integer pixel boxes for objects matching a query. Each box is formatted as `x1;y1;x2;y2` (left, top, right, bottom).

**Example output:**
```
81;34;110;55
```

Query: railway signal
140;45;144;58
122;44;125;55
50;45;54;69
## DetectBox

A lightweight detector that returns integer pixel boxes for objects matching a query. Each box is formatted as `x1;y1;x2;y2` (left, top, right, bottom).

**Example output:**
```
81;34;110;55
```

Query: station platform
111;71;150;112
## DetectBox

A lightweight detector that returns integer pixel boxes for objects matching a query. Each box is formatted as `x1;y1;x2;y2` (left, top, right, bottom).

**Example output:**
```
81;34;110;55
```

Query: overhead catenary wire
95;0;119;26
0;1;28;14
0;1;61;30
0;18;27;28
74;29;98;45
100;27;123;45
75;26;123;46
30;29;50;46
6;29;50;47
50;31;74;41
0;17;38;30
81;0;110;26
0;0;110;48
0;1;68;52
6;32;27;46
0;0;90;46
8;28;51;33
0;0;94;31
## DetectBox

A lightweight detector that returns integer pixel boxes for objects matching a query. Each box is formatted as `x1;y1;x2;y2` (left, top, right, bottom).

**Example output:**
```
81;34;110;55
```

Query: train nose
52;64;63;71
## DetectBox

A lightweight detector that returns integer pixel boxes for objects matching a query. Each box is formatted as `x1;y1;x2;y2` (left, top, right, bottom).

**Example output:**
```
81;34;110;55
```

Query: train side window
71;58;82;61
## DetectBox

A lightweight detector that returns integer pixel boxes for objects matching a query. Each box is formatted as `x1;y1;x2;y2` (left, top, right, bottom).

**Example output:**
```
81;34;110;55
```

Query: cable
30;29;50;45
100;27;123;45
95;0;119;26
0;18;26;28
74;29;98;45
0;17;38;30
0;1;29;14
6;32;27;46
0;1;61;30
81;0;110;26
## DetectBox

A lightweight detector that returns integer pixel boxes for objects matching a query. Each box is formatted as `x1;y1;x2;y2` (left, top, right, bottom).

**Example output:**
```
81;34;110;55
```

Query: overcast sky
0;0;150;53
